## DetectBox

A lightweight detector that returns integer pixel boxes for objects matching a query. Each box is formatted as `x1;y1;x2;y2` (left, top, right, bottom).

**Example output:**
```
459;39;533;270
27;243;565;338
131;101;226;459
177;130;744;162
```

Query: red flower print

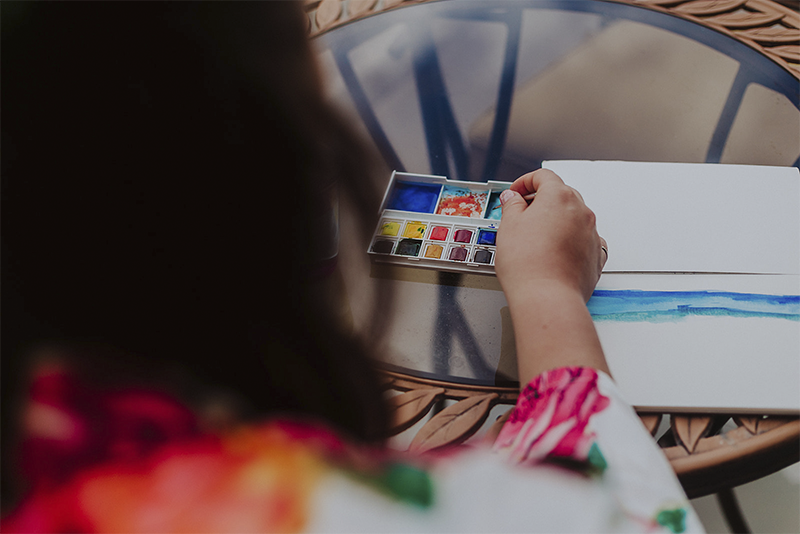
493;367;610;465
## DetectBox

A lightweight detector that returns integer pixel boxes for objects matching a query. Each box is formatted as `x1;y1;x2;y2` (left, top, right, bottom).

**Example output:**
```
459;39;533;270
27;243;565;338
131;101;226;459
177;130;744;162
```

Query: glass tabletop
316;0;800;386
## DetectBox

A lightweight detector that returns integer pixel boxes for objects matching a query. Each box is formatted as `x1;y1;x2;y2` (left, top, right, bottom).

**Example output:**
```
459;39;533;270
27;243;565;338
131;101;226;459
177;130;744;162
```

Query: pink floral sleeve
492;366;703;533
493;367;610;469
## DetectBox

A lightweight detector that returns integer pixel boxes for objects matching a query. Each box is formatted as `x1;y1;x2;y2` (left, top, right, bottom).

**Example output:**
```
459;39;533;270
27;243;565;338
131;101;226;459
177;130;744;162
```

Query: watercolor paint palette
369;172;511;274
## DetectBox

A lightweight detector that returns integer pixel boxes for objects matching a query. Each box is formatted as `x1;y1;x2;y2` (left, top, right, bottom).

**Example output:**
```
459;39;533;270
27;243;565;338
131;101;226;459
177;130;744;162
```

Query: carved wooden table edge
305;0;800;80
667;415;800;497
379;368;800;497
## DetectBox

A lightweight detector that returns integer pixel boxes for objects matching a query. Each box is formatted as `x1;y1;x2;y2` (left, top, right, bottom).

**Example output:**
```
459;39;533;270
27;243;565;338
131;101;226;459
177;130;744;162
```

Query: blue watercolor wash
485;192;503;220
387;182;442;213
587;290;800;323
477;229;497;246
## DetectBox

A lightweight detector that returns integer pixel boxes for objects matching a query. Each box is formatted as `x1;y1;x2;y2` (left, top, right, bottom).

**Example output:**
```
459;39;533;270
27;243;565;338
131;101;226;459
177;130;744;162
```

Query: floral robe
2;365;703;533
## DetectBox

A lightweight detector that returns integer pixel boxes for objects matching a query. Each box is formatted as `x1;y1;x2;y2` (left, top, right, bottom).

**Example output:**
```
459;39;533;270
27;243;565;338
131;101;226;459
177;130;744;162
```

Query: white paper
543;160;800;274
541;162;800;412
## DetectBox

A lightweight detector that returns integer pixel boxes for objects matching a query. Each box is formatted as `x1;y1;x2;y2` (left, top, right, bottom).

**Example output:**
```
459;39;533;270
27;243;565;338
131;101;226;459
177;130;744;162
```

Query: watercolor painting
436;186;488;218
588;290;800;323
583;285;800;412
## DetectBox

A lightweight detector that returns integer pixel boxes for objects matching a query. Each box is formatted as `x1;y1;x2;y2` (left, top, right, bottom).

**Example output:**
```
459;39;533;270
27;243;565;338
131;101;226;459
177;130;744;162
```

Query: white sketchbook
543;161;800;414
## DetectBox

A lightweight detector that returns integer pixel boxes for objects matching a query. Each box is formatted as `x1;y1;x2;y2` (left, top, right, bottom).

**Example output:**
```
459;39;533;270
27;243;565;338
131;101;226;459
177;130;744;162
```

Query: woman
1;2;702;532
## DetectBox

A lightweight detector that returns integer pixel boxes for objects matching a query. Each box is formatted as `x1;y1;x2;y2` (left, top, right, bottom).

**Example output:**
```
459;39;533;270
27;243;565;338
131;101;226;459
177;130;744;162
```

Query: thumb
499;189;527;220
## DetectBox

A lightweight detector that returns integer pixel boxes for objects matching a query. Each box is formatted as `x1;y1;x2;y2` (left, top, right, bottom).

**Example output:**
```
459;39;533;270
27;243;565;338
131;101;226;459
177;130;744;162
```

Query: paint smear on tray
436;186;488;218
485;192;503;220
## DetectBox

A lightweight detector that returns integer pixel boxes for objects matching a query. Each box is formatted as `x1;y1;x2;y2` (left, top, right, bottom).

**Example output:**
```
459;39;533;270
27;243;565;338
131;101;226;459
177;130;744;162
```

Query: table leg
716;488;751;534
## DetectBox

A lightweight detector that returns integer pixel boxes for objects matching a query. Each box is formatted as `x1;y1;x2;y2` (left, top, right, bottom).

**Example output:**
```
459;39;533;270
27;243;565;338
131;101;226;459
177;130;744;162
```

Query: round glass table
308;0;799;528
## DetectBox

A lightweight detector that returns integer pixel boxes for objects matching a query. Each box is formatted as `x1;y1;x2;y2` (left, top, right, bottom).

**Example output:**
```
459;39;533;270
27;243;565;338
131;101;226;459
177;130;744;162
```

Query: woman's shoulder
3;363;702;533
5;412;441;533
1;363;595;533
1;359;428;533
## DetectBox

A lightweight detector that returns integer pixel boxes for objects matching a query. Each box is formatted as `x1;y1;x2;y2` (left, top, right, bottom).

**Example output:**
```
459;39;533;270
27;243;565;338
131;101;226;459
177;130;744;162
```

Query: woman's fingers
509;168;565;197
599;236;608;275
498;189;528;219
498;168;607;303
510;169;586;209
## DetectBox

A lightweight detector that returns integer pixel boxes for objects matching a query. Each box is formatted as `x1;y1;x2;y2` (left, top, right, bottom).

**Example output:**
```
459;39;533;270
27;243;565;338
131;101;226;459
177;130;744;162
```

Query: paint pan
424;244;444;259
453;228;474;243
473;248;493;264
379;220;402;236
428;225;450;241
402;221;427;239
477;229;497;246
395;239;423;257
371;239;395;254
368;171;512;275
448;245;470;262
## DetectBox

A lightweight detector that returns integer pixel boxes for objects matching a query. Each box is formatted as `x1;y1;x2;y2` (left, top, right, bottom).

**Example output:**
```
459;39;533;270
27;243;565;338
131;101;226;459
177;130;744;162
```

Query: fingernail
499;189;515;205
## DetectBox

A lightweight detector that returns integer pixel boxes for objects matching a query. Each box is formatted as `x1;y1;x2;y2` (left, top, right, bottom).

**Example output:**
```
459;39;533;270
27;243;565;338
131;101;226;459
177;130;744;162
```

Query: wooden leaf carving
674;0;747;15
633;0;689;6
409;393;498;453
770;45;800;61
347;0;377;18
737;25;800;44
672;415;714;454
755;415;797;434
733;415;760;435
707;10;784;29
315;0;343;31
388;387;445;434
638;414;663;437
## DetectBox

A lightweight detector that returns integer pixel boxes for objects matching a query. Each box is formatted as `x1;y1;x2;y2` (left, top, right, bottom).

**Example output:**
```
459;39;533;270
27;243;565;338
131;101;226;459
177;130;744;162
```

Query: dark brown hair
2;1;391;504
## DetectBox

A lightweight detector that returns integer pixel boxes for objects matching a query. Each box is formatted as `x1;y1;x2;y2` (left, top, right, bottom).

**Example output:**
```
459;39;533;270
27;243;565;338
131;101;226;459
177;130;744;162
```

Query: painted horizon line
588;289;800;322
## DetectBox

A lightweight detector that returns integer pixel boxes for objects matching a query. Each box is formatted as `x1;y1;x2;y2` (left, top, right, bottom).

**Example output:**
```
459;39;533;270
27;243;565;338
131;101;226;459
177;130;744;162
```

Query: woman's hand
495;169;607;303
495;169;610;385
